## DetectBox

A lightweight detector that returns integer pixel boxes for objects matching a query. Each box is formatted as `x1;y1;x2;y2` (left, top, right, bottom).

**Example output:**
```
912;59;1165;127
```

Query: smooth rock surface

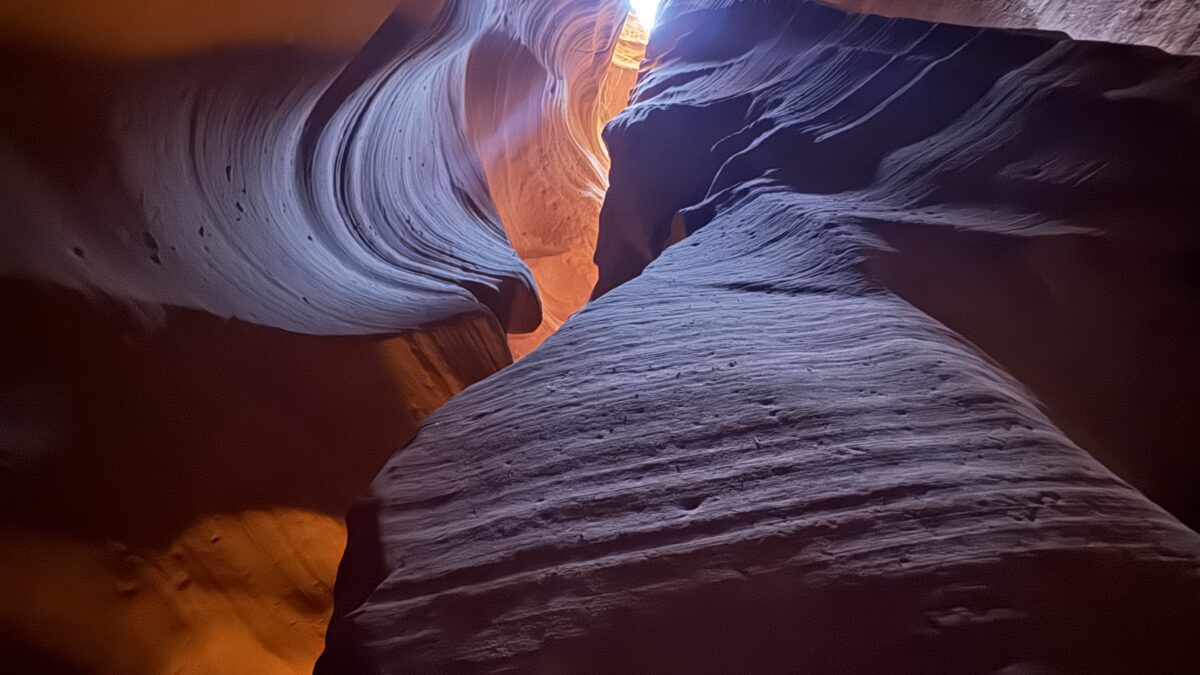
469;5;645;357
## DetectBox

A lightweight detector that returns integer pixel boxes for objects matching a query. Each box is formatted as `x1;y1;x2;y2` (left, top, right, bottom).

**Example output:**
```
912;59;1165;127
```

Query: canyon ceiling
2;0;1199;673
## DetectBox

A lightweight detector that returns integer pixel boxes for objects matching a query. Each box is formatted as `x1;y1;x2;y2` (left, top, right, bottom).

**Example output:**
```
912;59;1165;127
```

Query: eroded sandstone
0;0;629;671
325;2;1200;672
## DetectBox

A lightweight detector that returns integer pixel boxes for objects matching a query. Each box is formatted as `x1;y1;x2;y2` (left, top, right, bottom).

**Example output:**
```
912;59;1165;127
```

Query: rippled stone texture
470;5;645;358
600;0;1200;529
0;0;628;671
1;10;539;335
827;0;1200;54
326;1;1200;672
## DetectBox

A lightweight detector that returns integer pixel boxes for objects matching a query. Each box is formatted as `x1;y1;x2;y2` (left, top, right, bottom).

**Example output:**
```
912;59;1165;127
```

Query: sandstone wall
0;0;628;670
325;2;1200;672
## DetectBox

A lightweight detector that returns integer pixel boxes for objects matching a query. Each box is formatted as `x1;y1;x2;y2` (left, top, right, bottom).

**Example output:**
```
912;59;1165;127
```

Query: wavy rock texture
468;5;645;357
599;0;1200;528
0;0;629;671
826;0;1200;54
1;6;539;336
0;0;636;354
325;1;1200;672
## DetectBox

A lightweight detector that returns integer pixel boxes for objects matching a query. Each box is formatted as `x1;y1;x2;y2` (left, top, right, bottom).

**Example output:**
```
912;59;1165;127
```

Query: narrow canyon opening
482;4;652;359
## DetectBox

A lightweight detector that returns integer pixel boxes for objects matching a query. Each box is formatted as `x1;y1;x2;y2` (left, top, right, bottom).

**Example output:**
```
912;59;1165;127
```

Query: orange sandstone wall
0;0;628;671
471;9;647;358
0;280;510;673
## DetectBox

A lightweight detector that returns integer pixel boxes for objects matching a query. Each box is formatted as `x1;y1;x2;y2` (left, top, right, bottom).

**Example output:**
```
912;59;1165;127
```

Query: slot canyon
1;0;1199;672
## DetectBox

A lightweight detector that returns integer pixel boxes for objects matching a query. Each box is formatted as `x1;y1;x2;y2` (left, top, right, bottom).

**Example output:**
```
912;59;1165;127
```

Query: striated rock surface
598;0;1200;528
325;1;1200;672
0;0;636;358
469;5;645;358
0;5;539;336
826;0;1200;54
1;0;629;671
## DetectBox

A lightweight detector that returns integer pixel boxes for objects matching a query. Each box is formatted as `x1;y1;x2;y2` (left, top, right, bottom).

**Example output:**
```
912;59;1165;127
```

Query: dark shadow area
518;550;1200;675
0;279;502;548
867;224;1200;528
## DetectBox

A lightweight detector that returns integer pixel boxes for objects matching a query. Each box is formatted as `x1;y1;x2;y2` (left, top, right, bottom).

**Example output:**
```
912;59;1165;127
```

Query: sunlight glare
630;0;661;30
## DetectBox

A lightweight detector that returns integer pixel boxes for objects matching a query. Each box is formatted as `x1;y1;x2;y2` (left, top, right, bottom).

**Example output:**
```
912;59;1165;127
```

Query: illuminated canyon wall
473;7;646;358
2;0;1199;673
323;1;1200;672
596;0;1200;529
0;0;630;671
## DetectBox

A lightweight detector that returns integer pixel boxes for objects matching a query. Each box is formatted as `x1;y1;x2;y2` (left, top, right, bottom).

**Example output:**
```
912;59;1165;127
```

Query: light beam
630;0;660;30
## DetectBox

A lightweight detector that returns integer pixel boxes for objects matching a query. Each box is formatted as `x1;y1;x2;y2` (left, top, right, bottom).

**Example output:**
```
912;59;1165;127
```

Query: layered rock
0;0;628;671
468;5;646;357
325;1;1200;672
826;0;1200;54
599;0;1200;529
0;6;539;336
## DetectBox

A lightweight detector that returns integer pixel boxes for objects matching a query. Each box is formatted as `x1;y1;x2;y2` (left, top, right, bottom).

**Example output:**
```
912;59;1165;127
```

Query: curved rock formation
1;6;539;336
467;4;644;357
1;0;629;671
325;1;1200;672
597;0;1200;527
6;0;1200;671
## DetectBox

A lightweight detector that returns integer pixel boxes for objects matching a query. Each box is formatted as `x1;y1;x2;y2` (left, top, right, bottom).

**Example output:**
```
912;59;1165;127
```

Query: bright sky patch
630;0;661;30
